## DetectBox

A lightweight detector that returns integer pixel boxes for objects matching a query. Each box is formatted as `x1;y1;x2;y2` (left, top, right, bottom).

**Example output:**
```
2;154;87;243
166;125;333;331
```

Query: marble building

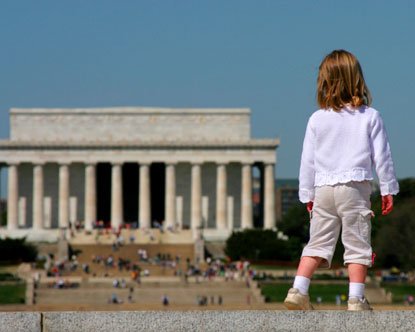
0;107;279;242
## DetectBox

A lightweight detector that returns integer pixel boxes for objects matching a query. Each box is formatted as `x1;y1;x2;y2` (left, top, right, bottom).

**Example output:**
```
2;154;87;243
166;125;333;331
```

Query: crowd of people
37;237;258;308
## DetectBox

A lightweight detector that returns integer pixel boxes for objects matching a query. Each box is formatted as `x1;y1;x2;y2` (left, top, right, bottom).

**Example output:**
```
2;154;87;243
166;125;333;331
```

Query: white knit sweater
299;105;399;203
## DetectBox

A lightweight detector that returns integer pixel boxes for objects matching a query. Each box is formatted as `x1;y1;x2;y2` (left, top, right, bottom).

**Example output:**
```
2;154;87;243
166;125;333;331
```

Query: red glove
306;201;314;213
381;195;393;215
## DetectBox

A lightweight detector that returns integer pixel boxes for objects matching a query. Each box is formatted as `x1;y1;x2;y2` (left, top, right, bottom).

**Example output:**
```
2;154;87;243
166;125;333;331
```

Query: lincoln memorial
0;107;279;242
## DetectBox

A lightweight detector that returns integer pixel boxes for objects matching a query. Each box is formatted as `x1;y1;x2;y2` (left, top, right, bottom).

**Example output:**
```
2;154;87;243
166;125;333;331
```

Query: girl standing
284;50;399;311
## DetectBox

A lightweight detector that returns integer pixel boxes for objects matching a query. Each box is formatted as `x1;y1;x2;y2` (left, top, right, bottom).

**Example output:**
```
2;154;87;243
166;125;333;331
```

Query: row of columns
7;162;275;232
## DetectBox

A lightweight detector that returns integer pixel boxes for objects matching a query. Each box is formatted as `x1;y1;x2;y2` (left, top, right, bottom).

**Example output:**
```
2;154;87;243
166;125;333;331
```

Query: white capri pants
302;181;373;268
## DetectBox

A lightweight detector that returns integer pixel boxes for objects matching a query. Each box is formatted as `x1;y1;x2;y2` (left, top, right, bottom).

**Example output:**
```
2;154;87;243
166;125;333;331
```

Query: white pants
302;181;373;268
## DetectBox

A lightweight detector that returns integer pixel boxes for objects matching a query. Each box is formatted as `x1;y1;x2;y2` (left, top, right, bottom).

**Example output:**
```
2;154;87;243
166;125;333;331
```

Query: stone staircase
34;278;264;306
69;229;194;245
66;243;196;277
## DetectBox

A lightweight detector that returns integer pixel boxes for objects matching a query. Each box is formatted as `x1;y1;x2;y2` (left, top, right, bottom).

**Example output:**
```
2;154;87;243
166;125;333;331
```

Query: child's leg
296;256;323;278
337;181;372;302
348;263;368;300
292;186;341;296
348;263;367;283
292;256;323;295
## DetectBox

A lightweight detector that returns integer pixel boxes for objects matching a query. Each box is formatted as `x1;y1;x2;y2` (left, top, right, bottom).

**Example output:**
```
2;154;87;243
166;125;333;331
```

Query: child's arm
370;111;399;196
299;117;316;203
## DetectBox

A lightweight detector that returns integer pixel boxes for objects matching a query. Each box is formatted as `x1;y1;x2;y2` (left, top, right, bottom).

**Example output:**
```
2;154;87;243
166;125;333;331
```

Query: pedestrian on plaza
162;294;169;306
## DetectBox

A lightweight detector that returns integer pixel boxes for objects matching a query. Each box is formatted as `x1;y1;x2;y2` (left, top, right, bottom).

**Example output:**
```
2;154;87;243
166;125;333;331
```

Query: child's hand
306;201;314;221
381;195;393;215
306;201;314;213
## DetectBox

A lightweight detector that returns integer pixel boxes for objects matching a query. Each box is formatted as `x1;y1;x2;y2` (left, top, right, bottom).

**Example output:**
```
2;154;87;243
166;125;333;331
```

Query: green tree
278;202;310;245
369;178;415;268
0;210;6;227
0;237;38;263
225;229;300;261
373;196;415;269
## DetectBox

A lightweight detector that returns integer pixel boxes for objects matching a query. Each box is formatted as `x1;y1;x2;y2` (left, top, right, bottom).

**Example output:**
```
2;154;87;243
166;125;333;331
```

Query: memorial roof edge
10;107;251;115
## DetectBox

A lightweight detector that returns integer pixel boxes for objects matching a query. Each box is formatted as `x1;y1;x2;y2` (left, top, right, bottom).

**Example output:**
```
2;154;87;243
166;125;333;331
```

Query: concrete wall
10;108;251;143
2;311;415;332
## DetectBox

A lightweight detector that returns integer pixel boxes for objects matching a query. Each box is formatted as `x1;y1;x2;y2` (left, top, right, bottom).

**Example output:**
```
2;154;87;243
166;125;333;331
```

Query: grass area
0;283;26;304
381;283;415;303
261;283;348;303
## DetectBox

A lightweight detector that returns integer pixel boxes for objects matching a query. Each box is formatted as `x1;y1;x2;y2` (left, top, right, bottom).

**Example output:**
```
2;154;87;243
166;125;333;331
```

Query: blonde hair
317;50;372;111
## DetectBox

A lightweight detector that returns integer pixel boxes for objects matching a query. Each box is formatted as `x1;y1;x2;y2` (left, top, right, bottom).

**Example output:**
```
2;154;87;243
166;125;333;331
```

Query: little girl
284;50;399;311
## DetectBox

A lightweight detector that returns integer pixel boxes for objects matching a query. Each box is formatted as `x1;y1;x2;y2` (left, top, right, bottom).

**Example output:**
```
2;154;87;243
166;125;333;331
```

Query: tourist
335;295;341;306
162;294;169;306
284;50;399;311
129;234;135;243
110;293;122;304
128;287;134;303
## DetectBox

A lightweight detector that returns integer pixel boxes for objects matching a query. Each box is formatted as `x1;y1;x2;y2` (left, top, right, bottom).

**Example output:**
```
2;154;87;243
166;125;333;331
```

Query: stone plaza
0;107;279;242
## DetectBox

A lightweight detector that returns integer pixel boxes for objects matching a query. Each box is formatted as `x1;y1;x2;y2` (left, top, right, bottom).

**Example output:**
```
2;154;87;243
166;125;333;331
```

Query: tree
0;237;38;263
278;202;310;245
224;229;300;262
372;196;415;269
0;210;6;227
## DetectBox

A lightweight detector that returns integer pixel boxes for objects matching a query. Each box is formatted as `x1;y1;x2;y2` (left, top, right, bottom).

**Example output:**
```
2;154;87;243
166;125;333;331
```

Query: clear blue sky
0;1;414;197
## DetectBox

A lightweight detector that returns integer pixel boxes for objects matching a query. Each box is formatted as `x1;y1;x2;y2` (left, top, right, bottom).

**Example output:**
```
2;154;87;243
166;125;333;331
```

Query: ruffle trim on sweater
314;168;374;187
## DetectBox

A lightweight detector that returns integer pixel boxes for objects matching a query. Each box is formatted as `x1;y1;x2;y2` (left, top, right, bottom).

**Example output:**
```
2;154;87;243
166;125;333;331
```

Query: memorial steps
33;279;264;306
68;228;195;245
70;242;195;263
61;242;196;277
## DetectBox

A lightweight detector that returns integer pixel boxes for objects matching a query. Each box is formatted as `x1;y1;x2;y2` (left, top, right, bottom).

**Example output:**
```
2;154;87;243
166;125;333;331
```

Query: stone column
165;163;176;229
191;163;202;231
7;164;19;230
58;164;70;229
139;163;151;229
264;163;276;229
32;164;44;230
241;163;253;229
84;163;96;231
216;163;227;230
111;163;123;230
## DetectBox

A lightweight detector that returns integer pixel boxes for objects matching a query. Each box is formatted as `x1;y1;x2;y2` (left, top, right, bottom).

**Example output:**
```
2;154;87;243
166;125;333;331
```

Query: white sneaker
348;297;373;311
284;288;314;310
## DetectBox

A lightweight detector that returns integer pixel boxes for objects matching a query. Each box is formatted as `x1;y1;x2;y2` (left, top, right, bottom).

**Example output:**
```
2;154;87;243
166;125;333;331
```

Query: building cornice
0;138;280;150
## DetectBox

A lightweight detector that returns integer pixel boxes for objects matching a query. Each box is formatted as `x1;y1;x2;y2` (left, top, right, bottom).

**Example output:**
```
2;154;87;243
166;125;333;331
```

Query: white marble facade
0;107;279;241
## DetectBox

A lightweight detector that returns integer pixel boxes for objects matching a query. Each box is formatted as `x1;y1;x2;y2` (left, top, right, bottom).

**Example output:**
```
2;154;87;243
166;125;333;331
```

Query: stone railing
2;310;415;332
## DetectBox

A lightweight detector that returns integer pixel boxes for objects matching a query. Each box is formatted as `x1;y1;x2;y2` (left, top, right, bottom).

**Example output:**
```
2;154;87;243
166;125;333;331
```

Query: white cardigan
299;106;399;203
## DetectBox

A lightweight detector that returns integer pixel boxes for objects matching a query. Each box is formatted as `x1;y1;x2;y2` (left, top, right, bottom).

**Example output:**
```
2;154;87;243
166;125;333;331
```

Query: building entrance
150;163;165;226
97;163;111;225
123;163;139;225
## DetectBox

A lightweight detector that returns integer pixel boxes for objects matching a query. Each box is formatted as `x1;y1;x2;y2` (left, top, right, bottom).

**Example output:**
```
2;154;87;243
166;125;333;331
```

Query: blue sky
0;1;414;197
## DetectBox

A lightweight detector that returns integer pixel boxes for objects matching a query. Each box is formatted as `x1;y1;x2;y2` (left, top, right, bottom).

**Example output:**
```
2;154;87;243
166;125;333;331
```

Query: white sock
349;282;365;300
293;276;311;295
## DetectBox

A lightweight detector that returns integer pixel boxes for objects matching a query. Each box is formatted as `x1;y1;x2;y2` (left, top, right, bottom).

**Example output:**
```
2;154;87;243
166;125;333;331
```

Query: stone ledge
2;310;415;332
0;312;41;332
